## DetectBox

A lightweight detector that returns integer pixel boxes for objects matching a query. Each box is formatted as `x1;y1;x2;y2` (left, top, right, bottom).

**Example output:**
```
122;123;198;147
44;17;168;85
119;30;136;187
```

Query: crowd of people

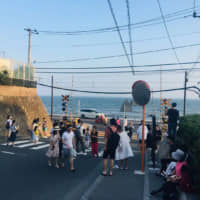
148;103;193;200
5;101;194;199
45;118;135;174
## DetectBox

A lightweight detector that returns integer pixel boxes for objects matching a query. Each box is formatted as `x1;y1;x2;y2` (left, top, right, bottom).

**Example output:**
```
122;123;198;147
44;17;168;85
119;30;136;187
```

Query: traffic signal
61;94;70;113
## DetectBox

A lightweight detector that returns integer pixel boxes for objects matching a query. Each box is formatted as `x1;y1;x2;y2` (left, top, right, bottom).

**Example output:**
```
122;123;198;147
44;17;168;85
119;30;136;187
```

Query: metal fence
0;58;35;81
0;77;36;88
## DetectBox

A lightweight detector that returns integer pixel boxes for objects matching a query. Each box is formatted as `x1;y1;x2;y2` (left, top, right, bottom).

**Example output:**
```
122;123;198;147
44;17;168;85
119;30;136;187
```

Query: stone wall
0;86;52;137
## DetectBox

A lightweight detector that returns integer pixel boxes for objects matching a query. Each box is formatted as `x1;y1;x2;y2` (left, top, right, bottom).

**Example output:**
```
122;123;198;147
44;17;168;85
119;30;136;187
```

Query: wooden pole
51;75;54;121
141;105;146;172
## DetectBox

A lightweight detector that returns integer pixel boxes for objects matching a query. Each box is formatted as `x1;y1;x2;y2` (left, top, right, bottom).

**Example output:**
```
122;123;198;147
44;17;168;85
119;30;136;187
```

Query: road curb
143;150;150;200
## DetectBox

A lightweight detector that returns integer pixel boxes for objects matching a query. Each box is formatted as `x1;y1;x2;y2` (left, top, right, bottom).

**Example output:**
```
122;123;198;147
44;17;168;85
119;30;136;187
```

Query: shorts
62;148;73;158
43;127;47;132
33;135;39;141
103;149;116;160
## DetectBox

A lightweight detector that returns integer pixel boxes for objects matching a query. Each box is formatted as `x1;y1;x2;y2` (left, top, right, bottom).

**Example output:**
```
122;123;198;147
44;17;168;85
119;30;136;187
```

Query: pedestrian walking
59;122;66;159
102;118;120;176
75;120;86;155
33;119;40;145
115;125;134;170
42;117;48;138
30;119;36;141
167;102;179;139
136;120;148;150
9;120;18;146
46;126;60;168
91;126;98;157
123;116;128;130
127;122;134;141
85;127;90;149
5;115;12;145
61;126;76;171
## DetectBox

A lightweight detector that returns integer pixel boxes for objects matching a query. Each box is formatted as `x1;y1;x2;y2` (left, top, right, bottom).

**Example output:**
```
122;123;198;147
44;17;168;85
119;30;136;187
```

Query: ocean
40;96;200;121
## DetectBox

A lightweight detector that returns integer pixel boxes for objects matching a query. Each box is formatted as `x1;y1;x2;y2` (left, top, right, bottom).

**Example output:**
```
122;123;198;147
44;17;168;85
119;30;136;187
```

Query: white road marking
98;150;104;157
1;140;30;146
134;170;145;175
17;141;44;148
80;175;104;200
1;151;15;155
30;144;49;150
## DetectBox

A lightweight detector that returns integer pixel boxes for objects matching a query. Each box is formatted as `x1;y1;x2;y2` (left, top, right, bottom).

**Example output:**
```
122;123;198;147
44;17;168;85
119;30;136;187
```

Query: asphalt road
0;139;144;200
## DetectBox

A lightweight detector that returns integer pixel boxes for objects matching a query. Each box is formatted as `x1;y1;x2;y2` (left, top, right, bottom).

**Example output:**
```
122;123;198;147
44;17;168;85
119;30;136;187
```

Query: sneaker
113;165;119;169
82;152;87;156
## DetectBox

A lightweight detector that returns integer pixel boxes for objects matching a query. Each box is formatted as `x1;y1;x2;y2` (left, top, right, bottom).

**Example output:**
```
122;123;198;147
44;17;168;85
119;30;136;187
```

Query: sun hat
54;125;60;131
172;149;185;161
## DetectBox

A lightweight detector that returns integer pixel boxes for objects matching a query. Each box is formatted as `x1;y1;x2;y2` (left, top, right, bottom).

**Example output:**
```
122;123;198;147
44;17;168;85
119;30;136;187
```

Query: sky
1;0;200;99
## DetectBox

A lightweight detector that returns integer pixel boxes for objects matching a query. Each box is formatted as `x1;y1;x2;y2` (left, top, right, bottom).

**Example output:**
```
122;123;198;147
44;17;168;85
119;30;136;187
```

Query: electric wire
35;61;200;70
34;42;200;64
37;6;198;35
156;0;181;64
35;67;200;74
126;0;134;71
37;82;199;95
107;0;133;73
70;31;200;48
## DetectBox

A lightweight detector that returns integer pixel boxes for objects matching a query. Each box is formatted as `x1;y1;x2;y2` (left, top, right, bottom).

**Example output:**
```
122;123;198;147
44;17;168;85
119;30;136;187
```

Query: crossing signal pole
61;95;70;119
183;71;188;116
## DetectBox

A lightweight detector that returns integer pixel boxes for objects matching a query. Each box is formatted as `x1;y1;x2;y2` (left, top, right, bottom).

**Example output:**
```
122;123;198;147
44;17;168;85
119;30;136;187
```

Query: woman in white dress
115;125;134;169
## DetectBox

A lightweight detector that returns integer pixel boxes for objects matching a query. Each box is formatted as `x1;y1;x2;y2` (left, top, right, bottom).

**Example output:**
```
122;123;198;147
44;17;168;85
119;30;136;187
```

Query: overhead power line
126;0;134;70
34;42;200;64
70;31;200;48
37;6;198;36
35;61;200;70
37;82;199;95
107;0;133;74
35;67;200;74
157;0;181;64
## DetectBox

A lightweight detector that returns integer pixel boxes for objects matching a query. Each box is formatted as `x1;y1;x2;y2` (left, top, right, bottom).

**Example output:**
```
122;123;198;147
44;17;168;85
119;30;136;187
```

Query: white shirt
137;125;148;140
123;118;128;128
6;119;12;126
165;161;176;176
80;125;84;137
62;131;74;149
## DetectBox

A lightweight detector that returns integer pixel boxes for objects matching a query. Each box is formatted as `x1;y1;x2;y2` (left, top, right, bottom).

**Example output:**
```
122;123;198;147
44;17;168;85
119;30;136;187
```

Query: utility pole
51;75;54;121
24;28;38;80
183;71;188;116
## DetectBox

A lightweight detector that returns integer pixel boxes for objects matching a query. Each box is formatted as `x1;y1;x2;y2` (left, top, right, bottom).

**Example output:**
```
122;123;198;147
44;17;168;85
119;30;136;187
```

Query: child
46;126;60;168
33;125;39;145
85;127;90;149
9;120;18;146
91;126;98;157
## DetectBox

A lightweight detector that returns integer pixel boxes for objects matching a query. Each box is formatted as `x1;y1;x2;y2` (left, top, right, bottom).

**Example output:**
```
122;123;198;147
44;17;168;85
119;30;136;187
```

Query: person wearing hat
46;125;60;168
150;149;185;197
102;118;120;176
167;102;179;139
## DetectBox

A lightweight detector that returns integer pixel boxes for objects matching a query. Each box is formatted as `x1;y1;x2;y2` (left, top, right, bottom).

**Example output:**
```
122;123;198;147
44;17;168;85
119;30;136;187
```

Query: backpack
6;121;10;129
